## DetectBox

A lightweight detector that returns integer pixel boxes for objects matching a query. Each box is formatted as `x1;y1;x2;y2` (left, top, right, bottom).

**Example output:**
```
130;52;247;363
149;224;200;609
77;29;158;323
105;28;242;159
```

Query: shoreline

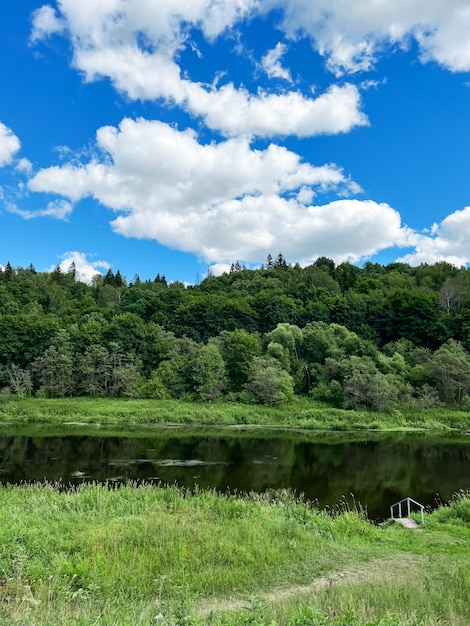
0;483;468;625
1;397;470;432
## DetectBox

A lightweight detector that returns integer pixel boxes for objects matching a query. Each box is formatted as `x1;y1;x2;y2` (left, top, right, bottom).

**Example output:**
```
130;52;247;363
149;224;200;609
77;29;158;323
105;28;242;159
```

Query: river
0;425;469;519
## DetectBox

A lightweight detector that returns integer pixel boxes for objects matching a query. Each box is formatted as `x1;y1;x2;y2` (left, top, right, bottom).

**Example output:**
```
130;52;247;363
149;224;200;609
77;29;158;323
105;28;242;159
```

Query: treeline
1;256;470;409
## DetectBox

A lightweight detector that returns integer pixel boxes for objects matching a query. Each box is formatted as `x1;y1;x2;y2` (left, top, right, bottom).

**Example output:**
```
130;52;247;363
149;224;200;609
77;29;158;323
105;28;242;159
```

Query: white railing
390;496;425;526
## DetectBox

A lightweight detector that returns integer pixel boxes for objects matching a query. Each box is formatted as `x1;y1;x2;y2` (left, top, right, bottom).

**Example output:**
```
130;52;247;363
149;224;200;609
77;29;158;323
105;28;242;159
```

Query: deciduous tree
33;329;75;397
192;343;227;401
428;339;470;404
245;356;294;406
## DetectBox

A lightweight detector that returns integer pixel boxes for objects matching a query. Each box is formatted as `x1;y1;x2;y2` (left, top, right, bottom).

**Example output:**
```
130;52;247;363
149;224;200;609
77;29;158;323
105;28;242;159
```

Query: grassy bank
1;397;469;431
0;484;469;625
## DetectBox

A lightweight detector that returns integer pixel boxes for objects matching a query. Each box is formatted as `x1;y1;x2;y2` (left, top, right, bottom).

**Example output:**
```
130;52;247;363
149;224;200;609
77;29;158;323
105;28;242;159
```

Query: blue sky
1;1;470;284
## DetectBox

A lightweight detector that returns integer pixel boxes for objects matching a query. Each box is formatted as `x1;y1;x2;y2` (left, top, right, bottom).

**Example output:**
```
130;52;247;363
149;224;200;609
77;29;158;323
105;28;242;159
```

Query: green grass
1;397;469;431
0;484;469;624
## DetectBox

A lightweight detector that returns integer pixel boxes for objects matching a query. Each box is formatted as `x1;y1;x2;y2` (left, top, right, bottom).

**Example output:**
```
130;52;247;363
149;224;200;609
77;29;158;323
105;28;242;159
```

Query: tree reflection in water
0;427;468;520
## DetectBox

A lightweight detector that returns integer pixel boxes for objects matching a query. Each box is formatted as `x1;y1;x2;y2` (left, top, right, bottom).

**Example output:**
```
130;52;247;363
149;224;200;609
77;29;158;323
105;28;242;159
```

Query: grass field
1;396;469;431
1;396;469;624
0;483;469;625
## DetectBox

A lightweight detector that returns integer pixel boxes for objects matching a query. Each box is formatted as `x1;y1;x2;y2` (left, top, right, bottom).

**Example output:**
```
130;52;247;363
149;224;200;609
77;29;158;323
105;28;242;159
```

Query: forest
1;255;470;411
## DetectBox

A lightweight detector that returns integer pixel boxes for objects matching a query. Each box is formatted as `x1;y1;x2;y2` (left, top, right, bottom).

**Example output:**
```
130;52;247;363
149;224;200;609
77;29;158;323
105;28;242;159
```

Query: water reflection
0;426;469;519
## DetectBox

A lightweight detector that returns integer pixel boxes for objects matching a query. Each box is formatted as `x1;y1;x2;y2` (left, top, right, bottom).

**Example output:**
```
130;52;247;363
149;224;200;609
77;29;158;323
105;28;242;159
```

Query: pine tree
67;261;77;280
274;253;287;268
115;269;125;287
103;269;115;286
4;261;13;280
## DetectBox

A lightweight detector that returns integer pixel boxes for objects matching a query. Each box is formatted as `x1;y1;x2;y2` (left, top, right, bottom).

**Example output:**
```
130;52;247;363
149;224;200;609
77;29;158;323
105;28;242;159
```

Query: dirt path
197;553;423;617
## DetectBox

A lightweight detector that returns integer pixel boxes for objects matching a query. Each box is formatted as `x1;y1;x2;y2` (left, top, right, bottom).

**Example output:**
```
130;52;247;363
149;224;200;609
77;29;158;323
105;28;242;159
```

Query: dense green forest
1;256;470;411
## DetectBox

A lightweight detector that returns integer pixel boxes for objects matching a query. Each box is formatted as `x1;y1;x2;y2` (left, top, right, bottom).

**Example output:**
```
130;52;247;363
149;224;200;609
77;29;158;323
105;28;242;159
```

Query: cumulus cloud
7;199;73;221
29;0;470;132
165;195;409;265
189;82;367;137
261;42;292;81
209;263;233;277
29;117;358;202
24;1;470;268
30;4;65;42
0;122;21;167
51;251;111;284
27;117;413;265
397;207;470;267
260;0;470;74
73;42;367;137
30;1;367;137
15;158;33;175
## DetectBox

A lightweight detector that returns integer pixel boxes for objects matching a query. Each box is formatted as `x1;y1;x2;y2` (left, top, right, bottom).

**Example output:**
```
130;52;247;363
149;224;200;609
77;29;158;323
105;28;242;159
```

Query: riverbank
0;397;469;431
0;483;469;625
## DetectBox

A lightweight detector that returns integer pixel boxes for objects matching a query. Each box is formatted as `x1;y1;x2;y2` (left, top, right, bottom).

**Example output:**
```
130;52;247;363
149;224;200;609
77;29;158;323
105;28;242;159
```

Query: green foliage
340;357;406;411
427;339;470;404
156;336;199;398
3;260;470;410
2;363;32;397
75;342;140;397
302;322;338;363
266;323;303;372
77;344;111;396
222;329;261;391
32;329;75;397
311;380;344;407
245;356;295;406
0;314;60;367
192;343;227;401
1;397;469;431
429;491;470;525
135;372;169;399
0;485;469;625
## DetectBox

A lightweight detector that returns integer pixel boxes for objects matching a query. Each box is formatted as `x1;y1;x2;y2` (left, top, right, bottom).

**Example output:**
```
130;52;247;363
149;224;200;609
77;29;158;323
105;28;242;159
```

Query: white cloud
27;117;412;265
30;1;367;137
166;195;409;265
72;42;367;137
396;206;470;267
0;122;21;167
209;263;232;276
8;199;73;221
261;0;470;74
51;251;111;284
261;42;292;81
187;82;368;137
29;117;357;203
296;186;315;205
30;4;65;42
15;158;33;175
29;0;470;141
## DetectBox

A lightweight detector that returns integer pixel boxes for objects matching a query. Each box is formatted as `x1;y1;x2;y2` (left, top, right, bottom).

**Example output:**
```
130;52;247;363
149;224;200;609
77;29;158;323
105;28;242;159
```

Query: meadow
1;397;470;432
1;397;469;624
0;483;469;625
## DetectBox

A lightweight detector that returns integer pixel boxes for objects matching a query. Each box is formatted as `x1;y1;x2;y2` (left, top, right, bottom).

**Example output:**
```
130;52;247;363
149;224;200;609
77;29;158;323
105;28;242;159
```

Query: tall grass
1;397;469;431
0;484;469;624
0;485;384;600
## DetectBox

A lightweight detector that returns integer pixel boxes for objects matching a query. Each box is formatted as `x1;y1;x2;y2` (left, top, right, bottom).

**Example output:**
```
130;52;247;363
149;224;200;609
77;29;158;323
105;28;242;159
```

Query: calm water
0;425;469;519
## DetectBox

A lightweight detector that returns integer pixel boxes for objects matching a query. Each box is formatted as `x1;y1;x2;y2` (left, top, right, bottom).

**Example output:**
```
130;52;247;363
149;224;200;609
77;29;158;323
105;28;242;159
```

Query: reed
1;397;469;431
0;484;469;624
